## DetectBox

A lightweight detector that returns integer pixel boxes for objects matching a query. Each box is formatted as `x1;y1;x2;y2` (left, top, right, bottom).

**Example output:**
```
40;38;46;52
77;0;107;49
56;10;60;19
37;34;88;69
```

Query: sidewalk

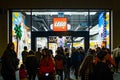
113;72;120;80
0;71;120;80
0;70;38;80
0;62;120;80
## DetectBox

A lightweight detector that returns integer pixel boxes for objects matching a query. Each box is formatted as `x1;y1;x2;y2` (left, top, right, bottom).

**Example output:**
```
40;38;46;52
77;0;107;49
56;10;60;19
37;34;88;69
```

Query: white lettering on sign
54;22;66;27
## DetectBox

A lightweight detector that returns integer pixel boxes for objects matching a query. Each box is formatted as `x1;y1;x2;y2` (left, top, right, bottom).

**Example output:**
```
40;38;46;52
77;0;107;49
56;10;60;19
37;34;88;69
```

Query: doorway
48;36;72;56
31;31;89;54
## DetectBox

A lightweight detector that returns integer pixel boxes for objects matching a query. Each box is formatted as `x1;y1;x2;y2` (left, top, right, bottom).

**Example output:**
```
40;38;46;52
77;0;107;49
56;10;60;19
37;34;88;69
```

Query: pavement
0;62;120;80
0;71;120;80
113;72;120;80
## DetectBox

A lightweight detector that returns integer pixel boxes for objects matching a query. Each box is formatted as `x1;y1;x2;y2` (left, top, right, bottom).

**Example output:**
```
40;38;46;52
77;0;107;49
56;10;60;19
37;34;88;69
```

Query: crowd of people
1;42;120;80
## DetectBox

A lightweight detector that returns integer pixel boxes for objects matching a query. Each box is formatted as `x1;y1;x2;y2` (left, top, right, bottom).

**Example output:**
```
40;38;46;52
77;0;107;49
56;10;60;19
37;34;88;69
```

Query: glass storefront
11;9;110;61
12;12;31;61
89;11;110;49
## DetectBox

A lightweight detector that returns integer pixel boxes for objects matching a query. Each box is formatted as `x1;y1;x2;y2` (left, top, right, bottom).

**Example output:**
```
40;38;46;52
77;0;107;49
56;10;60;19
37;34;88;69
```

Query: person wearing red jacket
19;64;27;80
38;48;55;80
94;48;116;67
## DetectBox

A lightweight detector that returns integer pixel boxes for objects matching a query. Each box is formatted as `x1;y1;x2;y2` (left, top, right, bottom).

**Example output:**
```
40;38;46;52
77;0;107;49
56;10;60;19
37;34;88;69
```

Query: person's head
97;51;107;61
42;48;49;56
20;64;25;70
101;47;109;54
48;49;54;57
89;49;95;55
38;47;41;52
29;50;34;55
7;42;15;50
79;47;83;51
87;48;92;53
96;47;101;52
49;49;53;55
24;46;27;50
56;49;59;55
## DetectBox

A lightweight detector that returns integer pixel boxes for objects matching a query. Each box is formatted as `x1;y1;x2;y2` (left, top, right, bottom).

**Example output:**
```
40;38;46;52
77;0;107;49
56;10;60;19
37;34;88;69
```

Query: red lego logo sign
53;18;67;31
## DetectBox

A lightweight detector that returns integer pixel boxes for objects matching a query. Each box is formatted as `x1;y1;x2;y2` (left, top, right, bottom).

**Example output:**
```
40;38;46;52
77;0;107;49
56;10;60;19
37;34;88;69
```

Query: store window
12;11;31;61
11;9;111;60
89;10;110;49
36;37;47;51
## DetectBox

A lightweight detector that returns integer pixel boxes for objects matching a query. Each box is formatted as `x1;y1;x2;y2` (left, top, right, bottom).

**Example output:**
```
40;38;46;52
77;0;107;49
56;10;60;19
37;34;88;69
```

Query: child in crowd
19;64;28;80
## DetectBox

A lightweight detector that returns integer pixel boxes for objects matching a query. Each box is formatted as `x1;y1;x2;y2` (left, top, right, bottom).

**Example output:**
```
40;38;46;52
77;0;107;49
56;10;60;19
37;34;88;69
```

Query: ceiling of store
23;9;103;33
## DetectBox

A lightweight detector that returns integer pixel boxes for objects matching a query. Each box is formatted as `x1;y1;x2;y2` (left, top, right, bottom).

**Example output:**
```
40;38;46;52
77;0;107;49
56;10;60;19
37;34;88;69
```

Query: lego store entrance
10;9;111;80
11;9;111;63
31;31;89;56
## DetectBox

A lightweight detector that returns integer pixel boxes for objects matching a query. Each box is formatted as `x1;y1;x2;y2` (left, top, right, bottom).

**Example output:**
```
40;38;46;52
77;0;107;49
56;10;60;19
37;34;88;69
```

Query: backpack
38;57;55;77
55;59;64;70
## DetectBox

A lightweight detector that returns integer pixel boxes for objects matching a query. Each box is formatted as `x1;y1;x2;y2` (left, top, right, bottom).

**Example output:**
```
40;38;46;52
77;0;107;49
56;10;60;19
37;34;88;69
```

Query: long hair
20;64;25;70
6;42;14;50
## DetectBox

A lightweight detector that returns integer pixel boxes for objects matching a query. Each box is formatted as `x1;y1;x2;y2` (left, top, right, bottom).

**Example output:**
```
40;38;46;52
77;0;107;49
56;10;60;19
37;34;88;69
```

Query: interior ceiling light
25;12;96;16
90;12;97;15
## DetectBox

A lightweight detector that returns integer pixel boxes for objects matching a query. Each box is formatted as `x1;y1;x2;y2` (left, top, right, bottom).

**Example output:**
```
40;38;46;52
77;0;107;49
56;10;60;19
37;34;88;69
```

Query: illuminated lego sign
53;18;67;31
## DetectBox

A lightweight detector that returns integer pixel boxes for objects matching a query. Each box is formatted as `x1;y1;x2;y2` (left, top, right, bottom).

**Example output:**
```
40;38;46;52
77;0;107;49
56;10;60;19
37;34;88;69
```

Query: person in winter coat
93;51;113;80
64;48;71;80
71;47;82;80
25;50;39;80
112;45;120;72
1;42;19;80
79;49;95;80
21;46;28;65
54;49;65;80
35;47;42;65
38;48;55;80
19;64;27;80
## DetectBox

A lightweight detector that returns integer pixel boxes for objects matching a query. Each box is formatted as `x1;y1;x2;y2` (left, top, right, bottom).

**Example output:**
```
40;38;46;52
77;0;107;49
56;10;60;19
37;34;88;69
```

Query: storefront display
12;12;31;62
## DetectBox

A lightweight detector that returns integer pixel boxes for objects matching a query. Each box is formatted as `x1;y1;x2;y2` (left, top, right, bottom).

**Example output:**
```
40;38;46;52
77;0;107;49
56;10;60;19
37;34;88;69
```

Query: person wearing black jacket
93;51;113;80
25;50;39;80
1;42;19;80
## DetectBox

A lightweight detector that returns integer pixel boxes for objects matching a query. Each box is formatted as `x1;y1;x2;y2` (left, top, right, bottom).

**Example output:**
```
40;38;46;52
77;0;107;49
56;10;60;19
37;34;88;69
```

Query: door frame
31;31;89;52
